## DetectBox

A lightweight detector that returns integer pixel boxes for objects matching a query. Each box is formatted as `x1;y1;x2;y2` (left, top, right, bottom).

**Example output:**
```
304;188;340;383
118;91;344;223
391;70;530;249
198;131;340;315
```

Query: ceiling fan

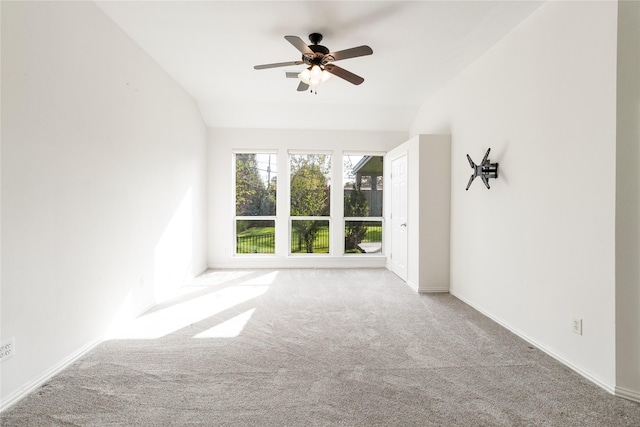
253;33;373;93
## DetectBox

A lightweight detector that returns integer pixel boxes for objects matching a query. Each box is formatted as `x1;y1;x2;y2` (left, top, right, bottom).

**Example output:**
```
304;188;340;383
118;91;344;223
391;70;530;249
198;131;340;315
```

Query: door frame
386;151;408;282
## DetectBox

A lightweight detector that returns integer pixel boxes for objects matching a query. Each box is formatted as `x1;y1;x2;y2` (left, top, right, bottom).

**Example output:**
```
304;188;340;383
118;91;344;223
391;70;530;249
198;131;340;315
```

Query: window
343;155;383;254
289;153;331;254
234;153;276;254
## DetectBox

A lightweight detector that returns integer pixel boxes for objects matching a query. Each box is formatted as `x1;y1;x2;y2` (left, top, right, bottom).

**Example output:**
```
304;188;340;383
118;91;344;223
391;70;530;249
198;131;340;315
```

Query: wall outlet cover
572;318;583;335
0;338;15;362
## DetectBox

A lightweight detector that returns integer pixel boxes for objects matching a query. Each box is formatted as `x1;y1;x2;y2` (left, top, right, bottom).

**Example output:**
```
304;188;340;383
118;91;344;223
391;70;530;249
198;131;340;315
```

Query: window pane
290;154;331;216
345;220;382;254
236;220;275;254
236;153;277;216
291;220;329;254
343;155;383;217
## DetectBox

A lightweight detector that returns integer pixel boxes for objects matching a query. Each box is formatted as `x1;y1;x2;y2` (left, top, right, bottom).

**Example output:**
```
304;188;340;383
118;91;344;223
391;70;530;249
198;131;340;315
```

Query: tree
344;184;369;252
236;154;264;217
264;175;277;216
236;154;277;218
290;163;329;217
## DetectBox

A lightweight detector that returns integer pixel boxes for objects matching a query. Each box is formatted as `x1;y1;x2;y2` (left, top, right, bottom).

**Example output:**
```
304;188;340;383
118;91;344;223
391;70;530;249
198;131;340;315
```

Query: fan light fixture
298;65;332;94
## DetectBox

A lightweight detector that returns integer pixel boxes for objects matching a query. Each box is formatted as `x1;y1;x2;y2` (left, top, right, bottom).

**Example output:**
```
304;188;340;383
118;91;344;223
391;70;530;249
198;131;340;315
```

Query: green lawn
291;227;329;253
236;226;275;254
363;225;382;242
237;226;274;237
237;224;382;254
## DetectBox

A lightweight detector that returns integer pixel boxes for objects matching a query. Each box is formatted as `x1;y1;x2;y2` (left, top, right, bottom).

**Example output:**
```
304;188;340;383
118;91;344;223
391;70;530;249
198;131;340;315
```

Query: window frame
342;152;385;256
233;150;278;256
288;151;333;256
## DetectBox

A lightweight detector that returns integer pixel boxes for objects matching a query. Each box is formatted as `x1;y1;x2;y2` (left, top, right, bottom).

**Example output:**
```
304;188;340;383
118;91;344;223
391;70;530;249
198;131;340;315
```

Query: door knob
400;223;407;227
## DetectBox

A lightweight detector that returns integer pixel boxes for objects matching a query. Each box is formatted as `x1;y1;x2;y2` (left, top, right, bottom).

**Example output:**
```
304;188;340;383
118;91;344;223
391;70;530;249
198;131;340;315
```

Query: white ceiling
95;1;543;132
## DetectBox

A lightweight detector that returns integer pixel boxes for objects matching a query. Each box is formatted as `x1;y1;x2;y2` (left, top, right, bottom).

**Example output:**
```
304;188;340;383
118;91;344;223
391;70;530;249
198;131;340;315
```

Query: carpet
2;268;639;426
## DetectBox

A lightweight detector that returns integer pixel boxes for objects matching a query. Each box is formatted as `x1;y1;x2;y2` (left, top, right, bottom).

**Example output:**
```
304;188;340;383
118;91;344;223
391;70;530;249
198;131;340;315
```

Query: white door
390;155;408;281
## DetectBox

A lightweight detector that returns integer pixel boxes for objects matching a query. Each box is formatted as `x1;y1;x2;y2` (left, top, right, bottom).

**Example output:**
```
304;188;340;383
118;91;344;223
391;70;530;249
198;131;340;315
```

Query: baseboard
449;290;617;397
134;300;157;318
418;287;449;293
0;337;103;413
616;386;640;403
405;280;419;292
208;256;387;270
408;282;450;293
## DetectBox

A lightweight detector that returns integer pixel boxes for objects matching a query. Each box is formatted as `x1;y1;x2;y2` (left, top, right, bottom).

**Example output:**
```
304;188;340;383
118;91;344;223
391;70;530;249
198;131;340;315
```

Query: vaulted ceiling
96;1;543;132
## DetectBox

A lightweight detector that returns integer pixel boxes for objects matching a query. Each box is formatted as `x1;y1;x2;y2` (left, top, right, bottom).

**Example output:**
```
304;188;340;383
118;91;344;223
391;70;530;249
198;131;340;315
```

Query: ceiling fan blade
324;64;365;85
328;45;373;61
297;81;309;92
285;35;314;55
254;61;303;70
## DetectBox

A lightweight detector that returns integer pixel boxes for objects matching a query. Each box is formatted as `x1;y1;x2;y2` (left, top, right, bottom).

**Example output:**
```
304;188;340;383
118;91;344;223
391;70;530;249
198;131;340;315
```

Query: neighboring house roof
352;155;383;175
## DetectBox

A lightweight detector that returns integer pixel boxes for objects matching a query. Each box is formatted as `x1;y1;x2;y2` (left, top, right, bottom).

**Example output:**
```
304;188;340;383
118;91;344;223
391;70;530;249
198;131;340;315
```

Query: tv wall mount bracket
466;148;498;190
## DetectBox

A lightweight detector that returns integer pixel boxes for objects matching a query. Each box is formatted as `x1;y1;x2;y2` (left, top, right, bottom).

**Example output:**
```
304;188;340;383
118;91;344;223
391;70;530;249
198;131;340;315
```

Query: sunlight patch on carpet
193;308;256;338
109;271;277;339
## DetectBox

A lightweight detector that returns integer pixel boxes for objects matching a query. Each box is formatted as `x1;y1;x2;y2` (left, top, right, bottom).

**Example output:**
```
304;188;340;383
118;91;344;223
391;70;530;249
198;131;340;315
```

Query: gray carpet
2;268;639;426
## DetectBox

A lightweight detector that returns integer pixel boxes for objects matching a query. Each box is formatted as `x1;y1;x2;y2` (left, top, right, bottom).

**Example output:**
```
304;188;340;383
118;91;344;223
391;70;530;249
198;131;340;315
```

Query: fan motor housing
308;33;329;60
303;45;332;66
309;44;329;54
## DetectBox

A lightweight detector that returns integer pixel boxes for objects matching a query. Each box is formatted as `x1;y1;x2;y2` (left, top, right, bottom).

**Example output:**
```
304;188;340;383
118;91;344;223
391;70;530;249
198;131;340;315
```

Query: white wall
615;0;640;402
208;127;406;268
385;135;451;293
410;1;619;391
1;1;207;408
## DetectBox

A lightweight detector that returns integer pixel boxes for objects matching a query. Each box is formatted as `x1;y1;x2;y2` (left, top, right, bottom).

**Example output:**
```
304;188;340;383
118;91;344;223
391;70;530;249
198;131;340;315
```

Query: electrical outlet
0;338;15;362
572;318;583;335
